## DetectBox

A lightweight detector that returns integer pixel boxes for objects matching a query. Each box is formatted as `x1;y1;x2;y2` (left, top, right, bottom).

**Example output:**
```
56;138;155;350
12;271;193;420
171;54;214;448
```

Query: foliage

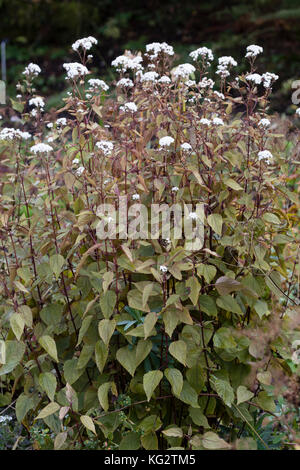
0;39;299;450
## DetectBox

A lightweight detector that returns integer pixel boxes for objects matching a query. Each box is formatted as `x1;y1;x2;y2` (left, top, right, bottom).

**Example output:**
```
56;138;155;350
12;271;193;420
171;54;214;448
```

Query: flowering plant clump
0;38;299;451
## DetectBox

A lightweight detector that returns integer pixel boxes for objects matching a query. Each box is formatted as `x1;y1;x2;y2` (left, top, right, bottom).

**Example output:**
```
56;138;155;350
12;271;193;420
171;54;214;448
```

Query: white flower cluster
159;136;174;147
23;63;41;77
120;102;138;113
212;117;224;126
258;150;273;164
181;142;192;152
158;75;171;84
116;78;134;88
72;36;97;51
216;56;237;78
132;194;140;200
245;44;263;58
88;78;109;92
200;118;211;126
111;54;143;73
140;71;159;83
0;127;31;141
258;118;271;128
0;415;13;424
31;143;53;154
76;166;85;176
173;63;196;80
56;117;67;127
96;140;114;155
159;265;168;273
63;62;89;80
246;72;279;88
199;77;215;89
214;91;225;100
145;42;174;59
29;97;45;109
296;108;300;117
189;47;214;64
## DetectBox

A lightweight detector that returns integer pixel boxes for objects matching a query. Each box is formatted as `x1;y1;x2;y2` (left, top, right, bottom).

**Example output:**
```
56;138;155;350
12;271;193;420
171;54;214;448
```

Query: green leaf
254;300;269;318
100;290;117;319
116;345;137;376
162;426;183;438
0;341;25;376
63;358;84;384
202;431;230;449
216;295;243;315
77;315;93;346
237;386;254;405
169;340;187;366
165;368;183;397
98;382;111;411
80;415;96;435
197;264;217;283
98;319;116;346
16;393;35;423
189;407;210;428
199;295;217;316
136;339;152;367
224;178;243;191
95;340;108;373
144;312;157;339
207;214;223;236
179;381;199;408
143;370;163;401
49;254;65;280
212;375;234;407
255;391;276;413
36;402;60;420
119;432;140;450
39;372;57;401
39;335;58;362
10;313;25;341
141;432;158;450
186;276;200;306
40;304;63;326
215;276;243;295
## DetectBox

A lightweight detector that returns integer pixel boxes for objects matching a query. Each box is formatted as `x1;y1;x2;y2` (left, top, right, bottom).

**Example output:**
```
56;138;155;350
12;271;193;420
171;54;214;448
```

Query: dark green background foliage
1;0;300;109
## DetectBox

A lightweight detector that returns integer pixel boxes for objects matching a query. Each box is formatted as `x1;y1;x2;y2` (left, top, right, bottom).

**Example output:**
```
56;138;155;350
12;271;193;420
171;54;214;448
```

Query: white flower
132;193;140;200
246;73;262;85
29;97;45;109
0;128;31;141
120;102;138;113
159;265;168;273
111;54;143;73
88;78;109;91
171;186;179;192
258;150;273;164
188;212;198;220
158;75;171;84
181;142;192;152
31;143;53;154
292;350;300;365
199;77;215;89
86;93;92;99
212;117;224;126
30;109;38;118
116;78;134;88
72;36;97;51
72;158;80;165
47;137;54;143
262;72;279;88
56;118;67;127
23;63;41;77
216;56;237;78
63;62;89;80
96;140;114;156
76;166;85;176
258;118;271;128
296;108;300;116
159;136;174;147
218;56;237;67
245;45;263;58
189;47;214;63
140;71;159;83
47;123;53;128
173;63;196;79
185;80;196;87
0;415;13;423
214;91;225;100
145;42;174;59
200;118;211;126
